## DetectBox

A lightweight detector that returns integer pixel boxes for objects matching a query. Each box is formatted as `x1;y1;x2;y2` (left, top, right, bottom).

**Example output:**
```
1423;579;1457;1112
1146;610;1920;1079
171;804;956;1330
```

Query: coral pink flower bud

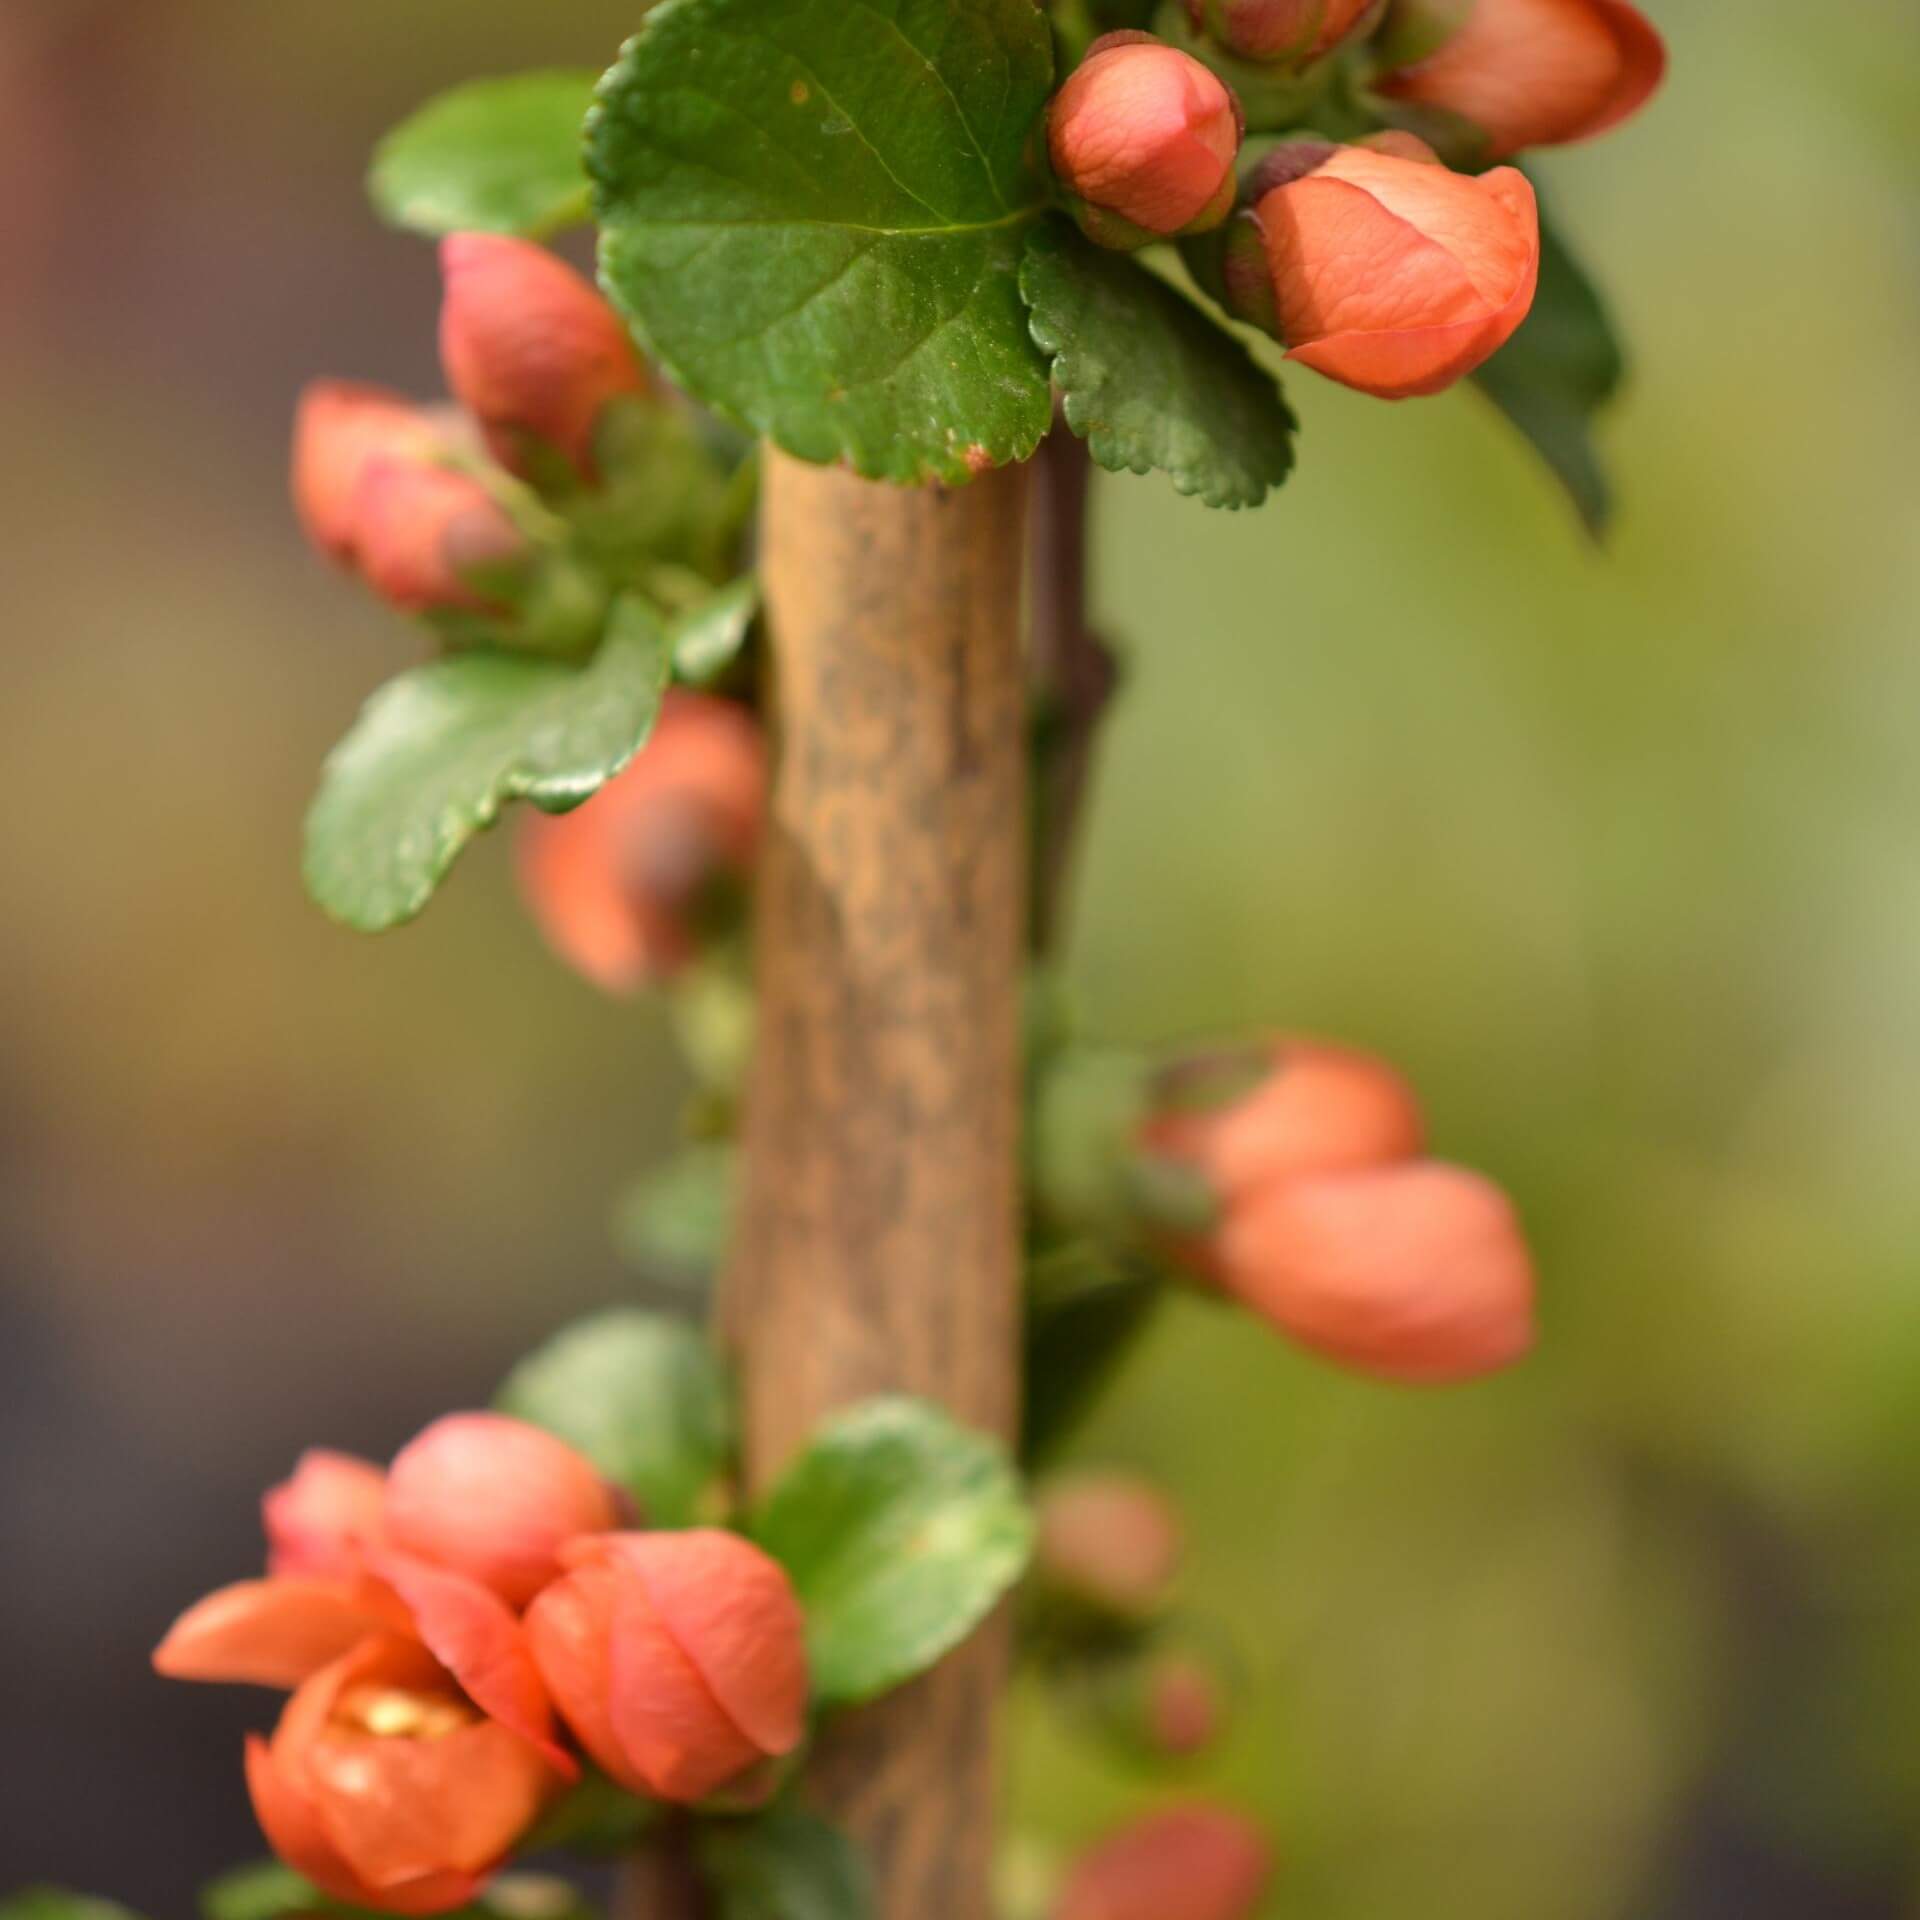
1184;0;1379;63
1222;139;1538;397
349;459;530;615
1379;0;1665;162
264;1450;388;1581
526;1531;809;1805
246;1635;553;1915
439;233;648;481
517;692;767;993
291;382;442;566
384;1414;618;1609
1143;1651;1227;1758
1035;1473;1184;1621
1053;1805;1274;1920
1141;1038;1424;1213
1218;1161;1536;1382
1048;33;1244;250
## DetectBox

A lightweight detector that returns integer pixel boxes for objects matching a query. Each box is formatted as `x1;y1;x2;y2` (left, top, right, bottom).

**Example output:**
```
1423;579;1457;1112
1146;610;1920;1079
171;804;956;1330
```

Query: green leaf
671;577;761;685
200;1864;319;1920
303;599;669;933
1473;201;1627;537
590;0;1057;485
497;1308;733;1528
696;1807;873;1920
612;1142;738;1283
1;1895;145;1920
1022;224;1296;510
751;1398;1034;1705
200;1864;599;1920
370;71;598;239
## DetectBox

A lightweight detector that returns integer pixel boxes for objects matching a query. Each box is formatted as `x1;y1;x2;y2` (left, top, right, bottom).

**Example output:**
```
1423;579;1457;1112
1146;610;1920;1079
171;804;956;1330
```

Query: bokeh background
3;0;1917;1913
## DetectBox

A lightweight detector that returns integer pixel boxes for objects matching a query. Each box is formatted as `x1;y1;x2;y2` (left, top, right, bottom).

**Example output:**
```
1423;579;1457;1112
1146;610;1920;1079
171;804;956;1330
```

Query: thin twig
616;1821;710;1920
1029;423;1121;955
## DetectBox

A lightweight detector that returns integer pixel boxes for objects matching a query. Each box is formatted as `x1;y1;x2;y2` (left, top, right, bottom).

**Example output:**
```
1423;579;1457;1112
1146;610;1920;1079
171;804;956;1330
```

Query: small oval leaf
750;1398;1034;1706
370;71;598;239
303;599;668;934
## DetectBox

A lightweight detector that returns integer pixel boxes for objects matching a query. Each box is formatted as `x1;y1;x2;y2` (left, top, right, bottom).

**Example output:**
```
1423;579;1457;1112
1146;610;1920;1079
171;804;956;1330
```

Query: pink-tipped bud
439;233;648;482
291;382;442;565
349;458;530;614
1035;1473;1184;1622
1048;33;1244;250
516;691;767;993
1141;1037;1425;1219
1054;1806;1274;1920
526;1532;809;1804
263;1450;388;1582
1218;1161;1537;1383
1184;0;1379;63
384;1413;618;1609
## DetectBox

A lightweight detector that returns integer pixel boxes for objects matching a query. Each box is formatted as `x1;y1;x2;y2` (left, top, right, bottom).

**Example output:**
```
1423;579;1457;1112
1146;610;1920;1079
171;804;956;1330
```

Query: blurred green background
2;1;1916;1914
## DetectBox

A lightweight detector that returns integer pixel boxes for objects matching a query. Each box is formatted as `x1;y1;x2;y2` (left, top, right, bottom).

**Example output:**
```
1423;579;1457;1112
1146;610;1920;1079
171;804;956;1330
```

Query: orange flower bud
1217;1161;1537;1382
1379;0;1665;162
516;691;767;993
264;1449;388;1582
1048;33;1244;250
1184;0;1380;63
1035;1473;1184;1621
1053;1805;1273;1920
384;1413;618;1609
439;233;648;481
1221;139;1538;397
290;382;441;565
246;1635;552;1915
347;458;530;615
1141;1038;1424;1212
526;1531;809;1805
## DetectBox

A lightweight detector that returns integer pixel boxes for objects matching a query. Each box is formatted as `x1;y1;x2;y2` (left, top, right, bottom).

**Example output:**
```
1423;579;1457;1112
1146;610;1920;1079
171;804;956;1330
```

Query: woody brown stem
1029;424;1119;955
724;448;1030;1920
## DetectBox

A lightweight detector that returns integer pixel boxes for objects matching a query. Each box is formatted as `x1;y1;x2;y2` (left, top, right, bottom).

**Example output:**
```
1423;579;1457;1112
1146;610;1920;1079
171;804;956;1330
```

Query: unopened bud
1377;0;1665;162
1035;1472;1184;1623
1053;1805;1273;1920
290;381;440;566
384;1412;618;1608
1048;33;1244;251
1217;1160;1537;1383
1184;0;1380;64
1220;139;1539;397
439;232;649;483
516;692;766;994
1139;1037;1424;1222
349;457;531;614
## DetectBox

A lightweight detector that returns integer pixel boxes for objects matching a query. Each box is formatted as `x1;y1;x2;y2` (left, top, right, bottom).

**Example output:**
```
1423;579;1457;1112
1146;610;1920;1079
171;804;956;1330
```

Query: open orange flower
1379;0;1665;161
1222;136;1539;398
245;1634;553;1914
153;1417;621;1911
526;1530;809;1804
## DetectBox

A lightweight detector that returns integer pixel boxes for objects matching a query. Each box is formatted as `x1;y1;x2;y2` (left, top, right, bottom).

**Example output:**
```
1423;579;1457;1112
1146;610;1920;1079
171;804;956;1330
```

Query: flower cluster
293;235;649;626
1138;1036;1537;1382
154;1415;806;1913
1045;0;1663;397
